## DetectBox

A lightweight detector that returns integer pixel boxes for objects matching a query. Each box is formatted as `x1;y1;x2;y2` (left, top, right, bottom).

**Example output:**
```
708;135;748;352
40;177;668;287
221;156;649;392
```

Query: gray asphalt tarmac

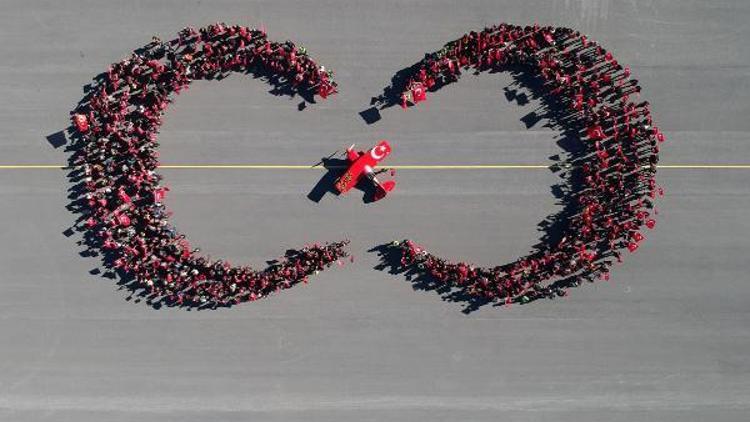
1;1;750;421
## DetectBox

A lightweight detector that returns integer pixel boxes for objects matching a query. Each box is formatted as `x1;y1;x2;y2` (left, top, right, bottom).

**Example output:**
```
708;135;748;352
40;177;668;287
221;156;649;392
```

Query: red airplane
334;140;396;201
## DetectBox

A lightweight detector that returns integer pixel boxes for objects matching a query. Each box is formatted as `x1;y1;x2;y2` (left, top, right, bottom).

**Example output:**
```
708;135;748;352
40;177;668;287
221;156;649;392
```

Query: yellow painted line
655;165;750;169
161;164;320;169
380;165;548;170
159;164;551;170
1;164;750;170
0;165;68;169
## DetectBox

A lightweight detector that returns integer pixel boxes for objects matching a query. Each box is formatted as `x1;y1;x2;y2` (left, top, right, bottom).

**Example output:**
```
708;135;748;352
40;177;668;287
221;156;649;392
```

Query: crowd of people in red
68;22;663;308
70;23;347;307
384;24;664;305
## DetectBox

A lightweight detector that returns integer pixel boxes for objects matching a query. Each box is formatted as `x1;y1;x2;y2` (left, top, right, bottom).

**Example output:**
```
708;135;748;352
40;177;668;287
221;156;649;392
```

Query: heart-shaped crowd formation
68;23;663;309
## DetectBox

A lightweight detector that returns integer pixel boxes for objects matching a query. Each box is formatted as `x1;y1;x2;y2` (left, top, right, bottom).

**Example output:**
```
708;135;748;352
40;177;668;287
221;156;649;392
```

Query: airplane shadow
307;157;346;203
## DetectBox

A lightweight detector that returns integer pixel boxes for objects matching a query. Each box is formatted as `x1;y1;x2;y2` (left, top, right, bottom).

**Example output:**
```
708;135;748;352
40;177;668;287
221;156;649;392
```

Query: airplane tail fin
373;180;396;202
345;144;359;162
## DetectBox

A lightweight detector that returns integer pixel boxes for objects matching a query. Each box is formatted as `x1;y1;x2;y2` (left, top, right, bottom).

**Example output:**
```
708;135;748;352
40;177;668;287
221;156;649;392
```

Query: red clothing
587;125;606;141
73;114;89;133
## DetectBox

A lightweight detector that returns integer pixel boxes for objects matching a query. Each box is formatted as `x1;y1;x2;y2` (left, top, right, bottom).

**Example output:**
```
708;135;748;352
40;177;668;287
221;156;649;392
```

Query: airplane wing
335;151;377;194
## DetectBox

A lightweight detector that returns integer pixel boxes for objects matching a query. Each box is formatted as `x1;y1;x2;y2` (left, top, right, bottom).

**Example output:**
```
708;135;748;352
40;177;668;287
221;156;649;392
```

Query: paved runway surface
1;1;749;421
